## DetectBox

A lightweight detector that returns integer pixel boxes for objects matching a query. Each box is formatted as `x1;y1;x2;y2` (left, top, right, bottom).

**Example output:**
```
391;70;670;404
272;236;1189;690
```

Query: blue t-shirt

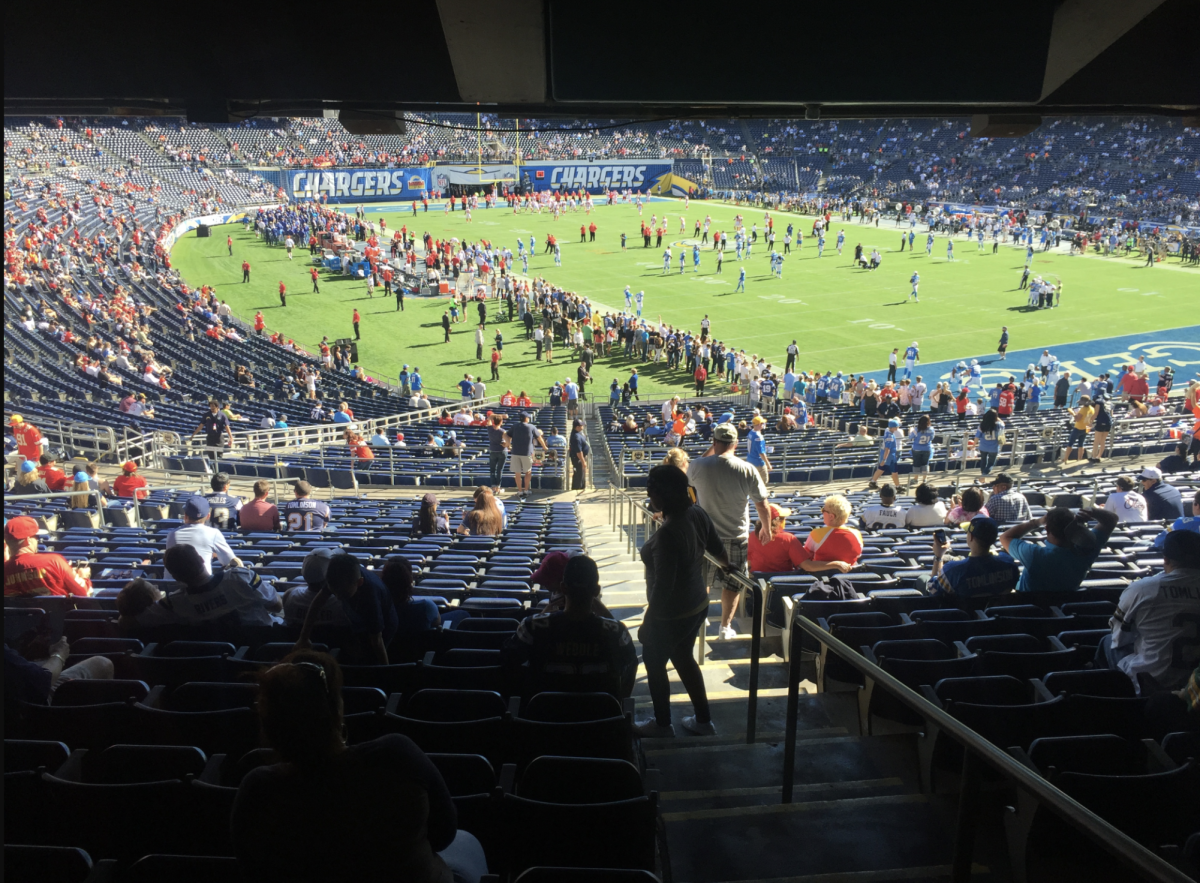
458;379;474;396
332;411;352;424
880;432;899;462
1152;515;1200;550
1009;525;1113;593
340;572;399;645
1028;385;1042;404
410;373;423;391
746;430;767;467
933;554;1021;598
988;388;1002;410
395;597;439;631
905;346;919;362
975;424;1003;453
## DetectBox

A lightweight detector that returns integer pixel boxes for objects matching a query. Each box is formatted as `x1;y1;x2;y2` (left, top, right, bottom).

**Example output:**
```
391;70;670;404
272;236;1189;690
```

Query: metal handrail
784;614;1191;883
610;486;764;743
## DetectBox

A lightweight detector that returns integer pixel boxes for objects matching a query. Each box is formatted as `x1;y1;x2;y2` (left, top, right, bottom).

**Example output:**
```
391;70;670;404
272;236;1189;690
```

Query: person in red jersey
4;516;92;597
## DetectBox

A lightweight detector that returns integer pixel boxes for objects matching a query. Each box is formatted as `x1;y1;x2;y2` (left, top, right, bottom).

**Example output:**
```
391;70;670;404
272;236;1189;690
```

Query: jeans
488;451;506;488
979;449;998;475
639;608;709;726
439;830;489;883
50;655;115;698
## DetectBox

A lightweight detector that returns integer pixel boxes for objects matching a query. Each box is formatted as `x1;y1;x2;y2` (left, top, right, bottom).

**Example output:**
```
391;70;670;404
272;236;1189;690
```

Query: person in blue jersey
735;266;746;292
926;231;934;255
974;409;1005;476
635;290;644;318
925;516;1021;605
624;285;633;311
836;229;845;255
968;359;983;389
693;244;701;272
869;418;903;490
987;384;1003;412
1151;489;1200;550
662;248;672;273
909;271;920;302
908;414;935;479
946;239;954;261
828;371;846;404
679;250;686;274
908;229;915;250
903;342;919;380
815;371;831;403
817;233;825;257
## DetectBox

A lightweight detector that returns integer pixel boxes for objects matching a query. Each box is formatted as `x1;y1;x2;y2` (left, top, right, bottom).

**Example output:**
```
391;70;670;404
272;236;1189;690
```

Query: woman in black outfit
634;465;731;739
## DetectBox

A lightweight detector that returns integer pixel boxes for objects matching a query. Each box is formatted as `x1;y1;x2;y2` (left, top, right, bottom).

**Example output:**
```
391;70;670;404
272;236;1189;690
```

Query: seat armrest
143;684;167;708
1007;746;1040;774
816;617;831;632
497;763;517;795
56;748;88;782
1029;679;1055;702
972;611;989;621
422;651;435;665
621;697;635;719
953;641;971;658
1046;635;1069;652
83;858;118;883
231;646;249;659
899;613;914;625
200;753;226;785
862;647;880;665
1141;739;1178;772
507;695;521;718
385;693;404;716
920;684;943;709
139;642;158;657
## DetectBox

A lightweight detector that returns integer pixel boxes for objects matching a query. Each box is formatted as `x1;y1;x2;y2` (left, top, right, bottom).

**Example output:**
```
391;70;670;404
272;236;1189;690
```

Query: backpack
799;575;863;602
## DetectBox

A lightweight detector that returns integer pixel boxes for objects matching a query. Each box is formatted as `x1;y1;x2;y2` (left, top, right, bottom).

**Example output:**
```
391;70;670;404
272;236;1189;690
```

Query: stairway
647;689;1009;883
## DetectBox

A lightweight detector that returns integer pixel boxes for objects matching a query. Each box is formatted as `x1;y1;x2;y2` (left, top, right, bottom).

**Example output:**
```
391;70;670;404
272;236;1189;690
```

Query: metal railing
784;614;1191;883
3;485;209;530
607;485;764;743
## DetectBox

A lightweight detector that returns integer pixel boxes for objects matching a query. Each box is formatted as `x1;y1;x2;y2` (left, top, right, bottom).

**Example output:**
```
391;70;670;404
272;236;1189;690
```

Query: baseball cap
966;516;1000;546
302;547;334;584
9;414;23;424
990;472;1015;486
293;479;313;495
888;418;901;428
122;461;138;473
1139;466;1163;481
751;415;766;425
573;418;584;427
183;496;211;519
713;423;739;443
19;460;37;474
768;503;792;520
4;516;41;541
74;471;90;483
531;550;571;593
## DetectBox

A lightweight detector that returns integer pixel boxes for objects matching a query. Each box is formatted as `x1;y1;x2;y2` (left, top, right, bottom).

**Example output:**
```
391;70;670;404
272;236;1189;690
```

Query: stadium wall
161;206;281;252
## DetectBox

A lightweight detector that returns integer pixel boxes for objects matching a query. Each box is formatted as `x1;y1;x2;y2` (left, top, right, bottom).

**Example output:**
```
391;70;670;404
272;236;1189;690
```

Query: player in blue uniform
624;285;633;311
836;229;845;255
692;244;701;271
635;290;645;318
909;271;920;302
926;231;934;255
735;266;746;292
904;342;919;380
662;248;672;273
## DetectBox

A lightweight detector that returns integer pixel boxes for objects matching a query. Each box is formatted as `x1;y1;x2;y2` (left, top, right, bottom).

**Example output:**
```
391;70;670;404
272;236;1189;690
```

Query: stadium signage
286;168;432;201
519;161;673;192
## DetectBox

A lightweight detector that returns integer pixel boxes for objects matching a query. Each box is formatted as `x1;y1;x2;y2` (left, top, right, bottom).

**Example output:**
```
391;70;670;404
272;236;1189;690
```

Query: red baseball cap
531;551;571;593
4;515;41;541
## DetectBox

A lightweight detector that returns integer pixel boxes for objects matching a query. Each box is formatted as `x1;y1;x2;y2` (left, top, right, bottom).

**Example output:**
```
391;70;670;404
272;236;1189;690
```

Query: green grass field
171;200;1198;398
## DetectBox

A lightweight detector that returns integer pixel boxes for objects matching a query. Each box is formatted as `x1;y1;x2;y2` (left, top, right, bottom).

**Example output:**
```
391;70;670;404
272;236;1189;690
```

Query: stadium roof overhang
4;0;1197;123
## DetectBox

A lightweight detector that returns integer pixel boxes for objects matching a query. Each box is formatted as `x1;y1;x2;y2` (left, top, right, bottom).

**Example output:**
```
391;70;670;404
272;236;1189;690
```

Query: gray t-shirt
506;423;541;457
686;453;769;541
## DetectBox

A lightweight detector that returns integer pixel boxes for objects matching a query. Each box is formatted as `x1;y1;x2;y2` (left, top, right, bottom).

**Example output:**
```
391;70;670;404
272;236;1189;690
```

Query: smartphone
933;529;947;545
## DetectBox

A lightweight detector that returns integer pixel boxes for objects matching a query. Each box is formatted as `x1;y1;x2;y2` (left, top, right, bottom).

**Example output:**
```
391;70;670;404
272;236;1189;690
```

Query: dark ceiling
4;0;1197;122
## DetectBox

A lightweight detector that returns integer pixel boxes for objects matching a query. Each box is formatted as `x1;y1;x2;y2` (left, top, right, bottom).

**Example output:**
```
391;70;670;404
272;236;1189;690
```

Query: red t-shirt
39;466;69;492
5;553;92;597
113;473;148;500
797;526;864;565
748;530;808;574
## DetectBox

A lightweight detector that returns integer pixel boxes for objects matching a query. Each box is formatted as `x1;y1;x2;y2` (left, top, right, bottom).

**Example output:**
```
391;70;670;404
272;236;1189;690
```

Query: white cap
1139;467;1163;481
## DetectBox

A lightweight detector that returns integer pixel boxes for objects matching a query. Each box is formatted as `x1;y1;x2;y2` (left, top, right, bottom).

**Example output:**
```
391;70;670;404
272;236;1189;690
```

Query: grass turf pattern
171;200;1198;399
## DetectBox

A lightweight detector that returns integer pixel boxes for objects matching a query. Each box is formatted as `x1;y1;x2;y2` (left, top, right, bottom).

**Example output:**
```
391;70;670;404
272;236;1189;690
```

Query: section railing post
746;578;765;744
952;750;983;883
782;613;802;804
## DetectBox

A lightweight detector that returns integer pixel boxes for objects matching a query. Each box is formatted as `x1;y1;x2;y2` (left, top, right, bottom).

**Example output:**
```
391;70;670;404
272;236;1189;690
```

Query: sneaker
681;715;717;736
719;626;738;641
633;719;676;738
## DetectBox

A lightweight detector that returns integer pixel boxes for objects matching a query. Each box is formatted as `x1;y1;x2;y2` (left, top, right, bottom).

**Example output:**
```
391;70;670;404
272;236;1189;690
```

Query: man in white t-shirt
164;496;240;577
860;485;908;530
1101;531;1200;693
1103;476;1149;523
687;424;771;640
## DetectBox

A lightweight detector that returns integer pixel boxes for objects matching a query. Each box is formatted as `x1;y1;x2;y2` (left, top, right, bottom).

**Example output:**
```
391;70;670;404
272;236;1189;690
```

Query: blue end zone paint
857;326;1200;400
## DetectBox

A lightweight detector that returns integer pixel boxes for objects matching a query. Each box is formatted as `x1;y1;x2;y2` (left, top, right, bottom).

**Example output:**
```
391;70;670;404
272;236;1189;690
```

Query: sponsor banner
283;168;432;202
516;161;673;193
434;165;519;187
162;206;279;252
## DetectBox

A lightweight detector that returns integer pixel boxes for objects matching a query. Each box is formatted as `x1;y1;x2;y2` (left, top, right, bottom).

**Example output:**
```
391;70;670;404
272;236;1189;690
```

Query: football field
171;199;1199;399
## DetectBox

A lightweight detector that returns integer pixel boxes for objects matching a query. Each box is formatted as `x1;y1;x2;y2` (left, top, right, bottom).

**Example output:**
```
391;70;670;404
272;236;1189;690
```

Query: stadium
4;4;1200;883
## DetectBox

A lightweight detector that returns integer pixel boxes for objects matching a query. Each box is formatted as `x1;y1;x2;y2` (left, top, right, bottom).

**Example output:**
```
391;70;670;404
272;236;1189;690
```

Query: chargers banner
283;168;432;203
518;161;673;193
435;166;519;187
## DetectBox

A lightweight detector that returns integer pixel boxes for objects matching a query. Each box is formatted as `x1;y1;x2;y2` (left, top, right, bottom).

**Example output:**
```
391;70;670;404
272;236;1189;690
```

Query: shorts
881;455;898;473
510;454;533;475
702;537;749;595
912;450;931;469
1067;427;1088;447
